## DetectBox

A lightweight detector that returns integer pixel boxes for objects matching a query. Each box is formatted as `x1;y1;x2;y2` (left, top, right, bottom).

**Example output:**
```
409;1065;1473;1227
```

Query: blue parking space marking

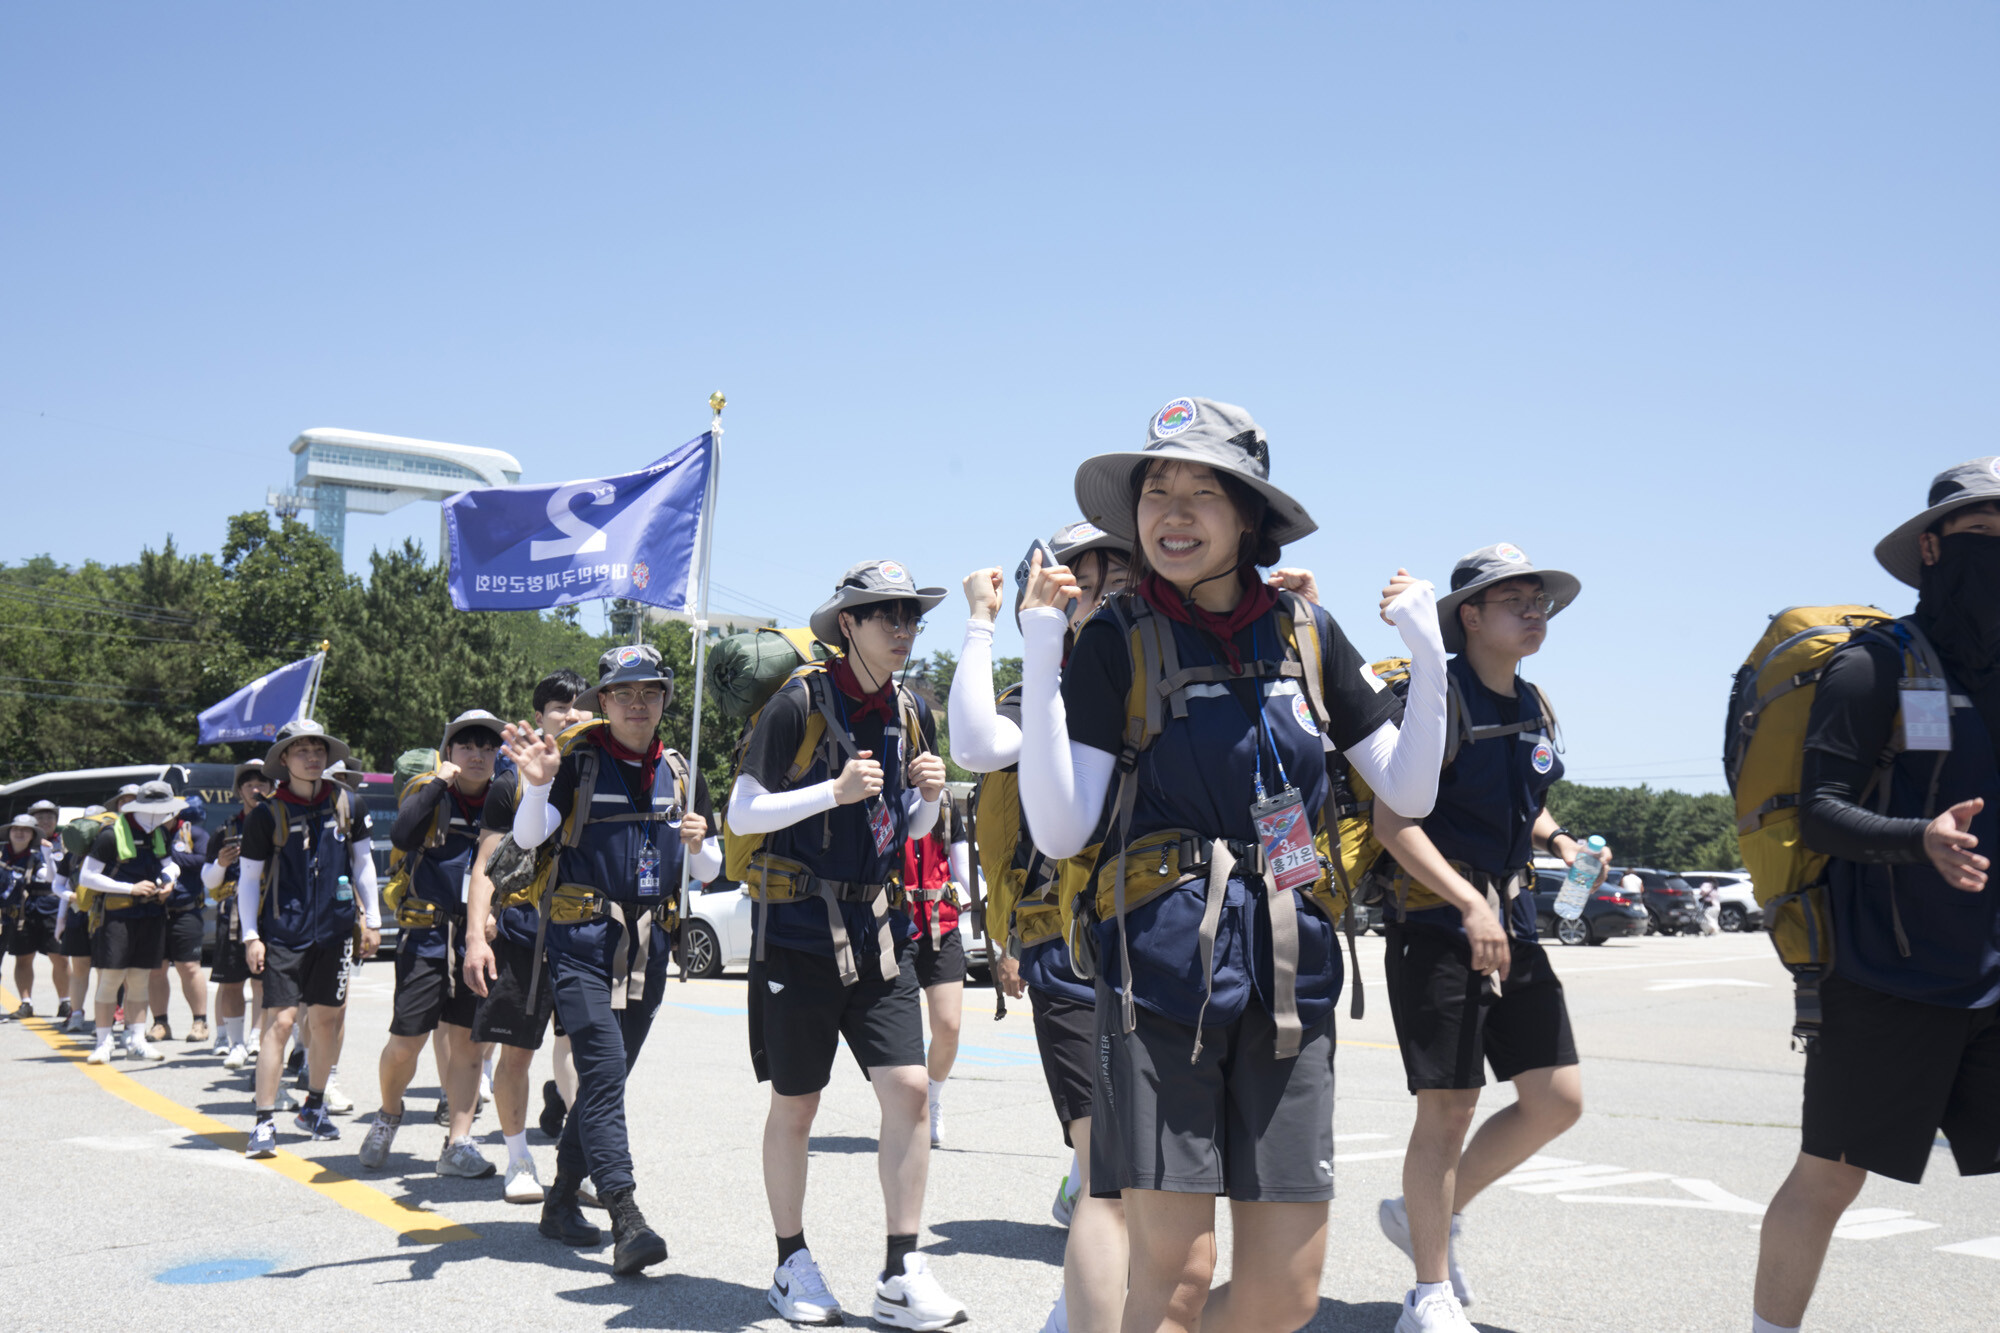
953;1043;1038;1067
156;1258;277;1285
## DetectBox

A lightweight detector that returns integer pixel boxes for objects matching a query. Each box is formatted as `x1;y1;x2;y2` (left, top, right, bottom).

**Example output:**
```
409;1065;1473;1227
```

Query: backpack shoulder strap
799;666;863;773
662;749;694;815
1278;590;1331;735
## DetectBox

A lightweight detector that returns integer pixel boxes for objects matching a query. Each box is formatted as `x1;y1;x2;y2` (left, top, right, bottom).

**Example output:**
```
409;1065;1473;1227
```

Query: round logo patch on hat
1071;522;1103;540
615;646;646;667
631;562;651;590
1154;398;1197;438
1532;742;1555;774
1292;694;1321;738
1496;543;1528;564
878;561;909;584
1989;458;2000;480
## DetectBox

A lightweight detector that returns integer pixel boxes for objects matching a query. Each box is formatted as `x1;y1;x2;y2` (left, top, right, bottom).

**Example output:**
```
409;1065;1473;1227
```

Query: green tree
1544;780;1741;871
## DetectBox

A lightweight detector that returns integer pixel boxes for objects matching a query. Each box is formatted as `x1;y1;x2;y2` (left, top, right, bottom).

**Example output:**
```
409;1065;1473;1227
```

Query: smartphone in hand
1014;539;1078;620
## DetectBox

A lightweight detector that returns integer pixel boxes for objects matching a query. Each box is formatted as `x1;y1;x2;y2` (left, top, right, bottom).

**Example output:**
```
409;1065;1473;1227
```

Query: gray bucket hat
1049;518;1131;567
9;814;37;831
1072;397;1317;549
112;783;142;806
28;799;58;814
439;708;506;753
232;760;270;790
577;644;675;712
1875;457;2000;588
124;779;187;823
322;760;367;791
1433;543;1582;655
263;718;351;772
809;560;947;647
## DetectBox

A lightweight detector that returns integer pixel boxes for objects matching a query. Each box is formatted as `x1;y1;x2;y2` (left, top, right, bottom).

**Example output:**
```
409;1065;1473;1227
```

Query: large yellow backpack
1328;659;1559;916
720;659;929;902
382;768;455;922
1722;605;1957;1049
970;686;1067;956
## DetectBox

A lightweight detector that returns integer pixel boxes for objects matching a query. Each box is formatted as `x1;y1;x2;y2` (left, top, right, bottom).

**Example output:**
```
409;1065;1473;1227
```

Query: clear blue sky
5;4;1996;792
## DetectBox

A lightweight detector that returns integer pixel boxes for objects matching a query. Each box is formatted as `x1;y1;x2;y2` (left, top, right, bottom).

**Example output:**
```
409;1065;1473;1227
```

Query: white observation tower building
268;427;522;558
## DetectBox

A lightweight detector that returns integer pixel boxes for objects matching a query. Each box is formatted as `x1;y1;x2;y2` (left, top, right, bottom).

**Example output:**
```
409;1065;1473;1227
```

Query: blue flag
444;433;714;612
198;653;322;745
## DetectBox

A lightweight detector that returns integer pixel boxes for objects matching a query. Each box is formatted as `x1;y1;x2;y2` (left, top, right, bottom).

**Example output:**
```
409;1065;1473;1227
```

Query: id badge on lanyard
868;798;897;858
637;838;661;894
1251;787;1321;894
1900;677;1952;751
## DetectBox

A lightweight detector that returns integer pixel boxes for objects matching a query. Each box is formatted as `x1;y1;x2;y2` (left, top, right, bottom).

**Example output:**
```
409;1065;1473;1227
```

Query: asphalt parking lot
2;932;1994;1332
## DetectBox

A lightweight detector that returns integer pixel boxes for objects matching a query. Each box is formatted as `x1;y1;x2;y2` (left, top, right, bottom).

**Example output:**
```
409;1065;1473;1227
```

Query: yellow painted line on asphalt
1;986;477;1244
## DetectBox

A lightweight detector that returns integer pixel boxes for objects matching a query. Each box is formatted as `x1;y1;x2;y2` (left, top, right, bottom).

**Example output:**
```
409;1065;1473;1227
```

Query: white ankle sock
1414;1281;1451;1302
94;1027;111;1044
928;1077;944;1102
1752;1315;1799;1333
226;1017;244;1045
1067;1150;1079;1182
504;1131;530;1165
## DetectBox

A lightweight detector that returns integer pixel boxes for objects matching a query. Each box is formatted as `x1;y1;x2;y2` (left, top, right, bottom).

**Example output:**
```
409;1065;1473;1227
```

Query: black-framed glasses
1474;591;1559;619
862;608;927;635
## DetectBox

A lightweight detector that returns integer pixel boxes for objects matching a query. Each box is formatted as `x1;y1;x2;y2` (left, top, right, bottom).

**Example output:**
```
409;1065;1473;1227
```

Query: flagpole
676;392;724;981
303;642;330;721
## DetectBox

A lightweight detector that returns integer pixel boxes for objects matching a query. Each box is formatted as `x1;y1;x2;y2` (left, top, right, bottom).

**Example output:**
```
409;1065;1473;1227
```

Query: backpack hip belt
394;897;464;931
540;885;673;1011
904;885;960;949
89;891;138;933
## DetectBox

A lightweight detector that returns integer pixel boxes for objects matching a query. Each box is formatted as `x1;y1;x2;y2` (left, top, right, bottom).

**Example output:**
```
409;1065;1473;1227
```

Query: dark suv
1613;867;1704;935
1531;871;1649;946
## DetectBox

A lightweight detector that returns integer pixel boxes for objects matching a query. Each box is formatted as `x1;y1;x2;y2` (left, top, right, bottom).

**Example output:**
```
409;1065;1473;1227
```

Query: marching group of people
4;398;1996;1333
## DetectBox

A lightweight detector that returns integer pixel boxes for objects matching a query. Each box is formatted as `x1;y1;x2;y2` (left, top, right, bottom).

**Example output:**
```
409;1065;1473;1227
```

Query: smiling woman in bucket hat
1014;395;1456;1333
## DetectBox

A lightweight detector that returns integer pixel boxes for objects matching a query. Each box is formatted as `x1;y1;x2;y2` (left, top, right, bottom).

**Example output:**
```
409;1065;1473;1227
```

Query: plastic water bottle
1555;836;1606;920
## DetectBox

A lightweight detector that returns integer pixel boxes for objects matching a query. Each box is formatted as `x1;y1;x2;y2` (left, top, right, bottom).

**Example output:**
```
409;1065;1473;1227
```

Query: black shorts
1090;984;1338;1202
1384;924;1578;1092
57;908;93;958
912;926;967;988
211;904;251;985
8;911;58;957
164;911;205;965
92;916;168;971
1030;986;1095;1138
259;937;354;1011
748;943;927;1097
471;934;562;1049
390;944;480;1036
1802;971;2000;1184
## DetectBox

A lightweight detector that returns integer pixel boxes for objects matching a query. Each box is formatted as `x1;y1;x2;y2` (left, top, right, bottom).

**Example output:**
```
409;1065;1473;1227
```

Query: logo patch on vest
1153;398;1197;437
1496;543;1528;564
1532;742;1555;774
1292;694;1321;737
878;561;909;584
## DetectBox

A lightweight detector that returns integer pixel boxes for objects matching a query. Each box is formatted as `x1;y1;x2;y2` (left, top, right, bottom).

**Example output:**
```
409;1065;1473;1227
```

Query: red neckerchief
1138;568;1276;673
830;656;896;724
590;727;663;796
274;782;328;809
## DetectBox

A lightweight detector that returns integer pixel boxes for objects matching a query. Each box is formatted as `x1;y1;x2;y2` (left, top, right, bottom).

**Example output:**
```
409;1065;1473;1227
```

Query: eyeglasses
605;686;668;707
1474;592;1559;619
863;609;927;635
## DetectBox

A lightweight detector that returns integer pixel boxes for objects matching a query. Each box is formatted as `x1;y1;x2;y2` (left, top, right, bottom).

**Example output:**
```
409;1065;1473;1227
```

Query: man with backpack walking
1748;461;2000;1333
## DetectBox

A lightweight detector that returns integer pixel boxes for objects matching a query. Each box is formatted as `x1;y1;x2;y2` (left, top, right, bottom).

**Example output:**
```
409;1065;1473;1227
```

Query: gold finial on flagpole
708;391;726;416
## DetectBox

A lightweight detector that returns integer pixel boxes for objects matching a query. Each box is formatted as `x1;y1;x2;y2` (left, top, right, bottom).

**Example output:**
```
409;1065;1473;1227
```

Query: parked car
1532;871;1648;946
1612;867;1705;935
677;880;755;978
1681;870;1761;932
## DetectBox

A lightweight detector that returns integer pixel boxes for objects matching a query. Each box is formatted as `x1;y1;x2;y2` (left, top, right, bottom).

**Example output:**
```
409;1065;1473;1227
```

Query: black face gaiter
1916;530;2000;693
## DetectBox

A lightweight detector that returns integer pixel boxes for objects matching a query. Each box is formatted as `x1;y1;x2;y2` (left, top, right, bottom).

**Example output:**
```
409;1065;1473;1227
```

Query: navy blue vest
1828;647;2000;1008
1093;608;1341;1032
546;741;689;975
2;845;56;917
403;783;485;962
103;819;176;922
257;792;359;949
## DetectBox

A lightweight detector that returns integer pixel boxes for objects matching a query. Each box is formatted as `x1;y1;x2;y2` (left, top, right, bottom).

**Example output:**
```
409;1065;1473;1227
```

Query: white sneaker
65;1012;92;1036
223;1044;249;1071
323;1079;355;1115
1040;1285;1068;1333
873;1253;967;1330
87;1036;116;1065
126;1034;167;1063
246;1033;261;1060
928;1091;944;1148
503;1155;544;1203
1378;1196;1474;1307
1051;1168;1080;1227
768;1248;844;1326
1395;1287;1476;1333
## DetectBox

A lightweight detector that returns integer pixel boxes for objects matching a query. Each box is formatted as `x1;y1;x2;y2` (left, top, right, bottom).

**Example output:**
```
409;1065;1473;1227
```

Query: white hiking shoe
873;1253;968;1330
222;1043;250;1071
322;1078;355;1115
357;1116;399;1170
1051;1167;1080;1227
125;1033;167;1062
767;1248;844;1326
1040;1285;1068;1333
503;1155;545;1203
1395;1287;1476;1333
87;1035;116;1064
1378;1196;1474;1307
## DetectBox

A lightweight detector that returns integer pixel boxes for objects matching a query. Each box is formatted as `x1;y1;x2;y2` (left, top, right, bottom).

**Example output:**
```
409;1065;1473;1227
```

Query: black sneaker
285;1047;305;1076
434;1100;451;1128
538;1080;567;1140
55;1000;72;1021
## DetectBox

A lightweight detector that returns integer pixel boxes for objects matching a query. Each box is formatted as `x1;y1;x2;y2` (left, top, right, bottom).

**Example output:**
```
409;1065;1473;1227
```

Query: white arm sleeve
947;618;1022;772
726;772;839;835
351;838;380;928
904;789;941;841
511;779;560;849
689;835;723;884
201;860;226;891
1344;580;1450;819
949;839;971;887
77;856;123;895
237;859;265;943
1017;606;1118;858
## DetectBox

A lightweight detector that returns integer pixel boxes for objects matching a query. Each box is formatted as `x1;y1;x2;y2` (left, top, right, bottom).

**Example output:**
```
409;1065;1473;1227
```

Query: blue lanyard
1247;625;1292;801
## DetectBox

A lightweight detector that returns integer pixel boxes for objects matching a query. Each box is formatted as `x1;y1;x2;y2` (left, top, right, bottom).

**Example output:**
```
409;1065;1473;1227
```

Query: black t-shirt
1062;601;1399;759
240;792;374;861
738;683;938;794
481;770;521;835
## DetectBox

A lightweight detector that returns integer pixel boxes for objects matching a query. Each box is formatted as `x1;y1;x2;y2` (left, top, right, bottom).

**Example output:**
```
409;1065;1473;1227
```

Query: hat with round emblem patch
1072;397;1317;549
577;643;675;712
1433;542;1582;655
809;559;948;647
1873;457;2000;588
262;718;353;772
